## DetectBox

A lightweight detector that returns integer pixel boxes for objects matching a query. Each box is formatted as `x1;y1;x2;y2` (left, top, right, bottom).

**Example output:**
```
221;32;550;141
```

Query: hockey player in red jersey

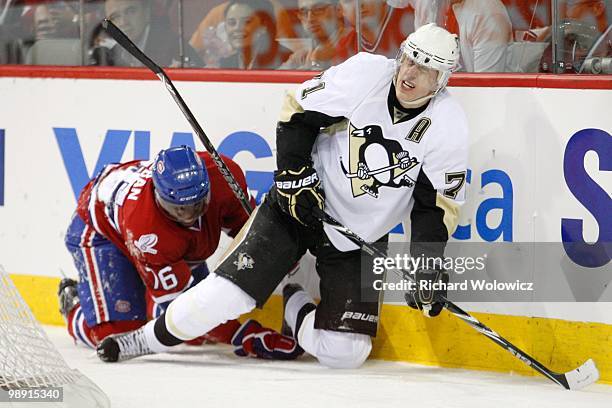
60;145;301;360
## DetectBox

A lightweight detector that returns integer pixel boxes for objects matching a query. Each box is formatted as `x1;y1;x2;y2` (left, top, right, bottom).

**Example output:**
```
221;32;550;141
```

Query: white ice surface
44;326;612;408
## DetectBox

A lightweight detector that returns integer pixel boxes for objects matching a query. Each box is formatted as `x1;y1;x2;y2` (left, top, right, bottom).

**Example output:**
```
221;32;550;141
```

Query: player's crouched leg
64;213;149;348
298;310;372;369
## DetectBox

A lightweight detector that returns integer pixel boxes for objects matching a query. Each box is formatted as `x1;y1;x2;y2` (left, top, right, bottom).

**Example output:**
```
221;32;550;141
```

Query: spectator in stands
32;1;79;40
337;0;371;54
91;0;203;67
559;0;610;73
523;0;608;43
2;0;105;65
526;0;610;73
280;0;353;70
188;0;297;65
207;0;289;69
565;0;609;33
337;0;407;58
409;0;513;72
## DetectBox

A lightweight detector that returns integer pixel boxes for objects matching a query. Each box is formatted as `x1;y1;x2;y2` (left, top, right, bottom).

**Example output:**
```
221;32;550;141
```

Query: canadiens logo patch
234;252;254;271
115;300;132;313
134;234;159;255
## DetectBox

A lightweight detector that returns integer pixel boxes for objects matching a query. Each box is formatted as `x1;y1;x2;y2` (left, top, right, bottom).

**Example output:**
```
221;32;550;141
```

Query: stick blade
564;359;599;390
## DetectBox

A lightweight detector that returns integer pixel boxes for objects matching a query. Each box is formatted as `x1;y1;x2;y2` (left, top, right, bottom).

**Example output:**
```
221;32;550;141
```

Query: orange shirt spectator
189;0;298;62
280;0;353;70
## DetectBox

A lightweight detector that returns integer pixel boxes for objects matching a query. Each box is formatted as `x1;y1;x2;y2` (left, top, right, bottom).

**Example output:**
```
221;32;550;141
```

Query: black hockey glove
274;166;325;228
405;268;449;317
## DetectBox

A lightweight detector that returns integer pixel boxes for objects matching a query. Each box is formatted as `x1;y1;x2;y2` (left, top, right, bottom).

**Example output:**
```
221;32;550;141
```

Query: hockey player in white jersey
97;23;469;368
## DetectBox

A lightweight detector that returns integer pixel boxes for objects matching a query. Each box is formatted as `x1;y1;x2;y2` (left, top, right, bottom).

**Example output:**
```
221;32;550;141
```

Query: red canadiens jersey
76;152;252;304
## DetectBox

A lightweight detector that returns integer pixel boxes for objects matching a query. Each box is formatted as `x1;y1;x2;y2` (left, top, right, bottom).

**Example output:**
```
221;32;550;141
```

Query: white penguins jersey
281;52;469;252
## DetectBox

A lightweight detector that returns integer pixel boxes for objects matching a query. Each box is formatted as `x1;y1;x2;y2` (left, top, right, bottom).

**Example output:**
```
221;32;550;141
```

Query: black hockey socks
154;313;184;347
295;303;317;340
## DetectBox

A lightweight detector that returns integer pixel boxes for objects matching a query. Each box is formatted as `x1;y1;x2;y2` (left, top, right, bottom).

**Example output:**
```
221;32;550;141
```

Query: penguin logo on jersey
234;252;255;271
340;124;419;198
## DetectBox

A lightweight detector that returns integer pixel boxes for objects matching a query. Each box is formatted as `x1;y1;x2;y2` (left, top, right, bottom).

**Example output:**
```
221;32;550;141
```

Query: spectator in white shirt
409;0;513;72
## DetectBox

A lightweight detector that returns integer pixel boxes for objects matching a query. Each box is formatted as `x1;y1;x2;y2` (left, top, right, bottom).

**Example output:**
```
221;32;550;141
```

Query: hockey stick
340;160;418;179
313;208;599;390
101;19;253;216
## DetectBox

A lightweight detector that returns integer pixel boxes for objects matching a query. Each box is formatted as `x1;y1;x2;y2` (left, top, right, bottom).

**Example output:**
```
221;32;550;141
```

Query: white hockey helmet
396;23;460;95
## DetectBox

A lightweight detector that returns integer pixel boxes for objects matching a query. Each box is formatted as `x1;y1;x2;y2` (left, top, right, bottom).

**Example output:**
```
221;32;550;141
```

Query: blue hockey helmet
152;146;210;206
